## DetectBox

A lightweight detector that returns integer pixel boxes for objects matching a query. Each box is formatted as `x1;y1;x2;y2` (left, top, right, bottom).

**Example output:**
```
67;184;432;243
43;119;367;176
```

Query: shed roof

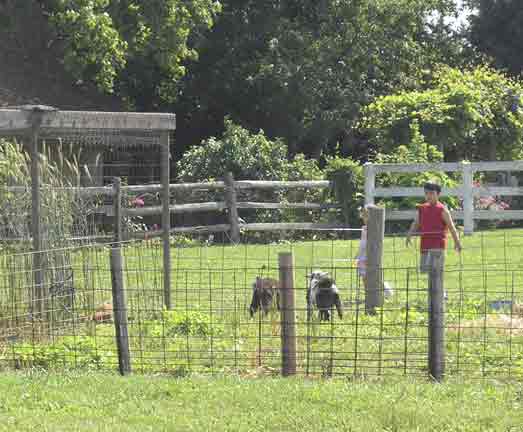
0;106;176;148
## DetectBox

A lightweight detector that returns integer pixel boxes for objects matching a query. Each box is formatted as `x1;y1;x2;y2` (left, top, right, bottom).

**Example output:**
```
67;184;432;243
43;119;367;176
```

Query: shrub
10;336;104;370
177;118;289;183
360;66;523;161
176;118;324;233
323;155;364;226
144;310;221;340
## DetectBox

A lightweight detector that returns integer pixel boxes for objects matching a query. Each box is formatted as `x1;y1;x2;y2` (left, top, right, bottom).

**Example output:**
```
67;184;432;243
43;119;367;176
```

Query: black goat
249;277;280;318
307;271;343;321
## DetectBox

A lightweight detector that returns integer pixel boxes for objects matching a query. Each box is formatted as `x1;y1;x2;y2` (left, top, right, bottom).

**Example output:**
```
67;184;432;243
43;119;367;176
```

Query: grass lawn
0;371;522;432
1;228;523;379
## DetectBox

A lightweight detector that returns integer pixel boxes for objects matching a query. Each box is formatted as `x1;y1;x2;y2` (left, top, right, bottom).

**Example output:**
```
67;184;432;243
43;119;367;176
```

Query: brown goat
249;277;280;318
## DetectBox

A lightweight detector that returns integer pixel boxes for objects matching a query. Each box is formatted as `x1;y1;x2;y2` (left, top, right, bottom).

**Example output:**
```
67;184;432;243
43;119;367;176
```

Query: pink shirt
356;225;367;268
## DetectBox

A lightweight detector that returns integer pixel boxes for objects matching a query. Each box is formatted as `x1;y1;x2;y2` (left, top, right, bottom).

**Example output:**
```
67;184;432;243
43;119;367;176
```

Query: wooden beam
0;109;31;132
236;202;337;210
224;172;240;243
234;180;330;189
366;205;385;314
386;210;465;220
123;181;226;194
123;202;227;216
5;186;114;196
472;210;523;220
371;162;460;173
471;161;523;171
385;209;523;221
110;247;132;376
475;186;523;196
374;187;462;198
279;252;297;377
0;109;176;132
240;223;355;231
374;185;523;198
368;161;523;174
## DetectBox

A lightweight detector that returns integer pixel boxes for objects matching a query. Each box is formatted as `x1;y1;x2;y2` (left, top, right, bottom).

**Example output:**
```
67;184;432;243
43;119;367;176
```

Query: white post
364;163;376;206
462;161;474;235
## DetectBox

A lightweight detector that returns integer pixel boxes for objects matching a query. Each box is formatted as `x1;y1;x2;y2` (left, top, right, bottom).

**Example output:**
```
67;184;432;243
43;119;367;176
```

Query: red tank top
417;202;448;251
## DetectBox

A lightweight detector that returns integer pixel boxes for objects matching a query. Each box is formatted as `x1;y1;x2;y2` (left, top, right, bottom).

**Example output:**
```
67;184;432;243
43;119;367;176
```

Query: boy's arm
442;207;462;252
406;213;419;247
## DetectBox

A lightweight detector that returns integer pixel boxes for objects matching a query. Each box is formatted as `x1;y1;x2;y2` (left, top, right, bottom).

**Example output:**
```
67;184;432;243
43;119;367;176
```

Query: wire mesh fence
0;228;523;380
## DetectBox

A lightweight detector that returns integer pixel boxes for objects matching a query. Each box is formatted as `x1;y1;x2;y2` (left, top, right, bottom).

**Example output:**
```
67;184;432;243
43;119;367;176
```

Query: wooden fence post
224;172;240;243
462;161;474;235
112;177;122;243
279;252;296;376
365;205;385;315
428;252;445;382
110;247;131;376
161;131;172;310
364;163;376;206
29;111;44;318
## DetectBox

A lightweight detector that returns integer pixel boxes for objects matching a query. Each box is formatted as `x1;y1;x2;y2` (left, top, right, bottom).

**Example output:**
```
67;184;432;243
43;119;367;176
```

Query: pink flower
132;197;145;207
478;197;495;208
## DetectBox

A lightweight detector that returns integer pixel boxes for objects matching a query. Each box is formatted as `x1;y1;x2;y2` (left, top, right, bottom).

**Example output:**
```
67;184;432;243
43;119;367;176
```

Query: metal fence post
161;131;172;310
365;205;385;315
29;111;44;318
279;252;296;376
110;247;131;376
112;177;122;243
224;172;240;243
429;254;445;382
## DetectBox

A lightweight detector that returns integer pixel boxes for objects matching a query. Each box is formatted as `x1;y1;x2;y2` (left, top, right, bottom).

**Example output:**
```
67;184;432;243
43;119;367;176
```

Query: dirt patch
448;314;523;336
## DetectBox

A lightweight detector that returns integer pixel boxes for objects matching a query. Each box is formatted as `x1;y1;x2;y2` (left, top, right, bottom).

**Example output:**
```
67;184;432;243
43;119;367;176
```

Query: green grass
1;228;523;379
0;371;522;431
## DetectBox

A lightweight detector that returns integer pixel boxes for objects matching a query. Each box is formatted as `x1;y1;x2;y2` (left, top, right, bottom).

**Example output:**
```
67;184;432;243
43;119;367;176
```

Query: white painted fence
364;161;523;234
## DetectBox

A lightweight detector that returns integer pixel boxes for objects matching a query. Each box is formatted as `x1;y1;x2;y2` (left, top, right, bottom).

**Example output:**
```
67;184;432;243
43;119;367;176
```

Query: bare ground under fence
0;229;523;380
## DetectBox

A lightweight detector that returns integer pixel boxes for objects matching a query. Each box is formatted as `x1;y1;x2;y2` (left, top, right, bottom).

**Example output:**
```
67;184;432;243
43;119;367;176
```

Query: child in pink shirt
355;206;368;288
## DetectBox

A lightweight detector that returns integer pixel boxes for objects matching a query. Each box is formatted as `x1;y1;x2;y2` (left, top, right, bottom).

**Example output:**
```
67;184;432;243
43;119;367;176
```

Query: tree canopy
360;66;523;161
467;0;523;76
40;0;221;108
176;0;462;158
4;0;523;165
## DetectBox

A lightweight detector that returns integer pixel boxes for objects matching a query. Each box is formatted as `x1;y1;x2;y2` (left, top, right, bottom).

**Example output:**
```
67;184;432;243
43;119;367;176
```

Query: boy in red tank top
406;182;461;379
406;182;462;273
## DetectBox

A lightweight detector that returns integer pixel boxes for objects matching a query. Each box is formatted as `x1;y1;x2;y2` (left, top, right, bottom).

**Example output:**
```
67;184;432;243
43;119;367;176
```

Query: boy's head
423;181;441;204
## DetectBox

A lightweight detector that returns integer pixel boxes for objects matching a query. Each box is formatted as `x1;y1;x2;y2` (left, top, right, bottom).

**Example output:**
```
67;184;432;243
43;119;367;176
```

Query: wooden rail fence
5;160;523;238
